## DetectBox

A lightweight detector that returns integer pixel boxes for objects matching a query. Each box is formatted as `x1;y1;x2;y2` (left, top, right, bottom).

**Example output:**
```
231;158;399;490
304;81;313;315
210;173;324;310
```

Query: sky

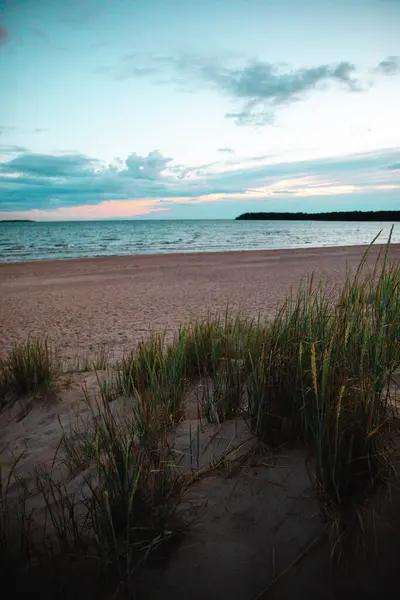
0;0;399;220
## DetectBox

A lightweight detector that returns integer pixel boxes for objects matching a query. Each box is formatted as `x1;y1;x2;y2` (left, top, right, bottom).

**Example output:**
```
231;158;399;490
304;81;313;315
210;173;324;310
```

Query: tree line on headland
0;219;35;223
236;211;400;221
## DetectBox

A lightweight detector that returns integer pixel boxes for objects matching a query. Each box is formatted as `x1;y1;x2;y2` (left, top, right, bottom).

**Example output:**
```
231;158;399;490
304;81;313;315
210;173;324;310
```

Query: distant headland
0;219;35;223
236;211;400;222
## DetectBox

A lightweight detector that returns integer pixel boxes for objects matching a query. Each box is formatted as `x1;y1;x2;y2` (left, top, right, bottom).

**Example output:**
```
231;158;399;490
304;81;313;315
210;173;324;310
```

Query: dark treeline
236;211;400;222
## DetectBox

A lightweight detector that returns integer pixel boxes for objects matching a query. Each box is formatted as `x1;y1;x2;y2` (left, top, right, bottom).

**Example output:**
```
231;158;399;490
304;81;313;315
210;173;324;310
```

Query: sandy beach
2;244;400;359
1;243;400;360
1;243;400;600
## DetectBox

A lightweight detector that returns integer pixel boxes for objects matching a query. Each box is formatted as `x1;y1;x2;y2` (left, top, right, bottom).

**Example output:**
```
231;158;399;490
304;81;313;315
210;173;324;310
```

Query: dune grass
245;236;400;514
99;236;400;514
0;338;60;406
1;381;182;597
60;386;180;583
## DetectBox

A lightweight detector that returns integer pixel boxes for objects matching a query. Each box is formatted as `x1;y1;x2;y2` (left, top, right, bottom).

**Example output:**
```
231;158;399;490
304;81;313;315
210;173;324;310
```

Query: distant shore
0;219;35;223
1;243;400;360
236;210;400;221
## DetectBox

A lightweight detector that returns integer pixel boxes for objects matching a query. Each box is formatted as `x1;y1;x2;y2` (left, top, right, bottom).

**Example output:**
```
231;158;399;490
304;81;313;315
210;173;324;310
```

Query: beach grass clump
90;342;111;371
116;331;190;424
1;380;183;596
301;243;400;511
71;342;111;372
174;313;259;423
247;233;400;515
60;385;180;586
197;357;245;423
0;339;60;405
246;278;335;444
117;333;165;394
109;314;261;427
178;312;260;379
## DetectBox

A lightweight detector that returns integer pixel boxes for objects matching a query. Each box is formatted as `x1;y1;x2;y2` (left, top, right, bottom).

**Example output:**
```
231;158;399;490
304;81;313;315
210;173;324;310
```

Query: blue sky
0;0;399;220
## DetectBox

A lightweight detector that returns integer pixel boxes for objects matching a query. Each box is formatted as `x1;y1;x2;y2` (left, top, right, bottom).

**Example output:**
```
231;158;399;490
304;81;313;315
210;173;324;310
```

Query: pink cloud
0;198;168;221
2;177;399;222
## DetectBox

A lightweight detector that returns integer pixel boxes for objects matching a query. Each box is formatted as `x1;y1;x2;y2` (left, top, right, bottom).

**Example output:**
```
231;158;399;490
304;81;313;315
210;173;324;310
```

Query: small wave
162;239;185;246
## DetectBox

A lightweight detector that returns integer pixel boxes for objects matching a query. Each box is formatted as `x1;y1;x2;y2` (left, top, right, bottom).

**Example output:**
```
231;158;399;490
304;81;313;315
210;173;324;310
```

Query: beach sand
1;244;400;360
1;244;400;599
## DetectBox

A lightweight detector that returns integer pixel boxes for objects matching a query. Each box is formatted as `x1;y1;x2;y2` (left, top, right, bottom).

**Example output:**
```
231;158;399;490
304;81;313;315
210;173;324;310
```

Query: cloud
0;125;47;135
0;199;167;222
0;150;178;211
225;109;274;127
124;150;172;180
0;25;8;46
218;148;235;154
196;59;359;125
375;56;400;75
110;53;361;125
104;51;400;126
0;144;27;154
0;146;399;216
2;152;100;177
0;126;16;135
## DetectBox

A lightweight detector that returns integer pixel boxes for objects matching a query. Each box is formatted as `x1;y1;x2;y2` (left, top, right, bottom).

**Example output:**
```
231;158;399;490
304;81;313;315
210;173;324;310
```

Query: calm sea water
0;220;399;263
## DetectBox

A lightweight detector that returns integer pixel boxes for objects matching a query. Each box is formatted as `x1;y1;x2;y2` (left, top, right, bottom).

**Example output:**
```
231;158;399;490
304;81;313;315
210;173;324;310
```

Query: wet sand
1;244;400;359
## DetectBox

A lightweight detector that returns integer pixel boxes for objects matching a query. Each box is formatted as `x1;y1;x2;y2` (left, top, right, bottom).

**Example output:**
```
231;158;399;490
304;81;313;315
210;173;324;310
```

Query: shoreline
1;241;400;268
2;243;400;360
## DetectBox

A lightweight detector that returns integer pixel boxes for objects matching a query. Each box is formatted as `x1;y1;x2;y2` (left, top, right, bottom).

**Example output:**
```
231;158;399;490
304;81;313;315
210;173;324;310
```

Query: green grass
1;379;182;596
68;342;111;373
98;235;399;516
115;332;190;424
245;233;400;516
64;386;180;582
0;339;60;406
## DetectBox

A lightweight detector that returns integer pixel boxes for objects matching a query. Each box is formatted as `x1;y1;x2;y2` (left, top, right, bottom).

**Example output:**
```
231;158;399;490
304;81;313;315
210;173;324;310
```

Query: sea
0;220;399;263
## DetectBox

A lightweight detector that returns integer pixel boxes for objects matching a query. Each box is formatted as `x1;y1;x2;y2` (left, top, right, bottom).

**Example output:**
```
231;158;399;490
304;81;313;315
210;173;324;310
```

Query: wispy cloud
375;56;400;75
104;51;400;126
0;125;48;136
0;126;16;135
3;152;99;177
0;199;167;222
0;146;399;217
108;53;364;125
218;147;235;154
0;144;27;154
190;59;360;125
